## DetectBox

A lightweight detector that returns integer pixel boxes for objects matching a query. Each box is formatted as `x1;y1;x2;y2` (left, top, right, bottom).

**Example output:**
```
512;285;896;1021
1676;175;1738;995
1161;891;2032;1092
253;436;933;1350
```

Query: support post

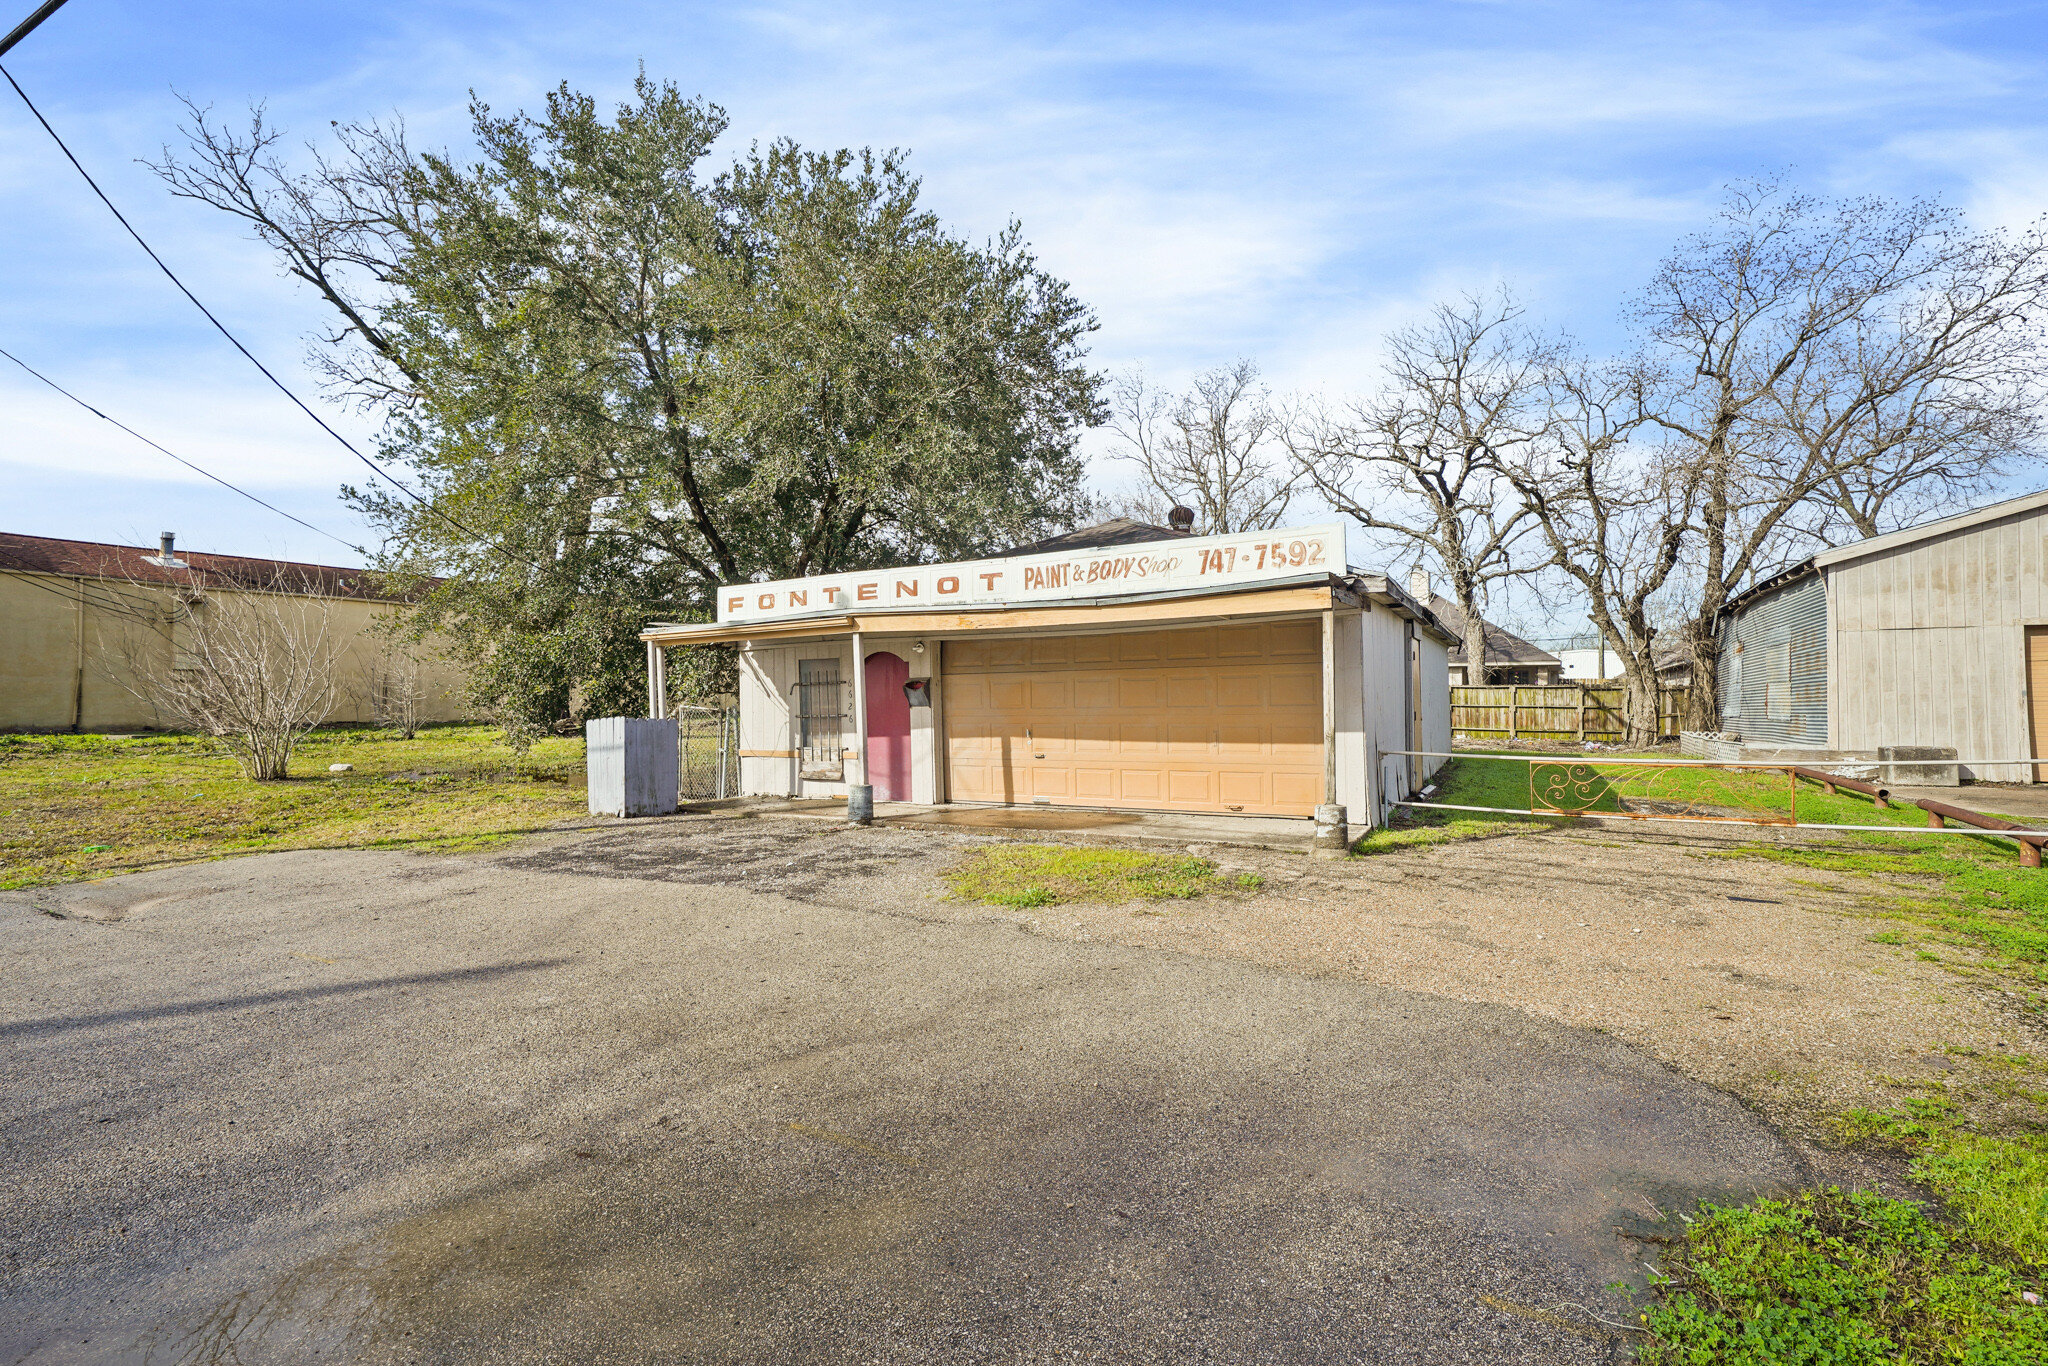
848;629;872;824
1314;607;1347;859
645;641;660;718
1508;685;1518;742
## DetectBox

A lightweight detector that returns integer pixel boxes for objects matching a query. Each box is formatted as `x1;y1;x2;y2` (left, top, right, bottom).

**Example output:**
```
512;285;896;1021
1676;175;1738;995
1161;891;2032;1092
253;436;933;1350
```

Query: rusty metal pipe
1912;796;2045;867
1788;765;1890;809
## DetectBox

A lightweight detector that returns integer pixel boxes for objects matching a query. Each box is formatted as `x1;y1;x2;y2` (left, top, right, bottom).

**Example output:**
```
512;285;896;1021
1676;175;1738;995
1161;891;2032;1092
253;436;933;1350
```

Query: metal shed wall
1717;570;1828;746
1826;502;2048;781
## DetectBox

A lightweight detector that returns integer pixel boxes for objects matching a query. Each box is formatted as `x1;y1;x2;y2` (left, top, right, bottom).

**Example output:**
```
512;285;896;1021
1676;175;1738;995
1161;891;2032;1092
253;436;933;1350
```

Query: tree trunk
1622;661;1662;749
1682;616;1720;731
1461;613;1489;688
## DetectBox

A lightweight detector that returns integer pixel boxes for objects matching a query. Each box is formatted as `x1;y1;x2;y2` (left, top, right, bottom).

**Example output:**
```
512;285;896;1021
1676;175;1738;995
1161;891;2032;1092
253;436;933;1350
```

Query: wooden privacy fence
1451;684;1690;743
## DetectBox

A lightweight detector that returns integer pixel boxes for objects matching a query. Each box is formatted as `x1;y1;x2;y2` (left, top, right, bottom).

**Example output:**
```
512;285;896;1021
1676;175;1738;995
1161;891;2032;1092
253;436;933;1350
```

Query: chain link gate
675;705;738;801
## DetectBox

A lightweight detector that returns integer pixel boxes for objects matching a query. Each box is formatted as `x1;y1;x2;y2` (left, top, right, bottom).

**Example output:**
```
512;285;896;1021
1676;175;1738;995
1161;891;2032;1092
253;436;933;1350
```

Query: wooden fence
1451;684;1690;743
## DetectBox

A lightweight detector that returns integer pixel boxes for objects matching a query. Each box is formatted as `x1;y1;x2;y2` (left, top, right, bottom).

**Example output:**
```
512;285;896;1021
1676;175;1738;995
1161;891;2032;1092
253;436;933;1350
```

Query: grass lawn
942;843;1261;908
1;724;589;890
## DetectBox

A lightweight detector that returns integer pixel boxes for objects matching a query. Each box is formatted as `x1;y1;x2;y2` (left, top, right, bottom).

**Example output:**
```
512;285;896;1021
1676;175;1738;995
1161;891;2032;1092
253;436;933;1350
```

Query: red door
864;652;912;802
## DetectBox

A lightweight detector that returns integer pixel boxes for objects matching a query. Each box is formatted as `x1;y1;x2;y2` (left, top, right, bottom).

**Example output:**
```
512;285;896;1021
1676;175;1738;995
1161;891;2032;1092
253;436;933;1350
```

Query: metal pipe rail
1375;749;2048;864
1385;748;2045;769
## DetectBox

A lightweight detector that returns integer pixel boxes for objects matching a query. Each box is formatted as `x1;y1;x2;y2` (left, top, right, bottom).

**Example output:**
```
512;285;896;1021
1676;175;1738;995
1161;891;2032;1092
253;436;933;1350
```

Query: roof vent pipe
1167;506;1195;532
147;531;188;569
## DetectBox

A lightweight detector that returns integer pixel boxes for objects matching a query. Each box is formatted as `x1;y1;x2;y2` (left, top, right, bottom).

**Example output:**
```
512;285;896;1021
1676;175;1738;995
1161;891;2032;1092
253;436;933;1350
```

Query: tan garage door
943;622;1323;816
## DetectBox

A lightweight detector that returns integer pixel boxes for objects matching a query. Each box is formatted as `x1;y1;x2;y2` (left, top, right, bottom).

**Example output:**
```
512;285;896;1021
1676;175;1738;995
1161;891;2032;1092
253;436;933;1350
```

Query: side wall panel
1826;504;2047;781
738;643;796;797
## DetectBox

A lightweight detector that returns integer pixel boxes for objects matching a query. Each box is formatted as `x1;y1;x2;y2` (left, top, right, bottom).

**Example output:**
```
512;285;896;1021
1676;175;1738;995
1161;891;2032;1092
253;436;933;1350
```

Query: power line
0;0;70;60
1;345;371;558
0;63;536;569
0;566;155;621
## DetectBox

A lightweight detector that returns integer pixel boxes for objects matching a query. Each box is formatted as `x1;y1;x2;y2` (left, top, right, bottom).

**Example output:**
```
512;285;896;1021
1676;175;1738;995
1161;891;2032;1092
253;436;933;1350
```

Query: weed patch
1831;1098;2048;1271
1634;1187;2046;1364
943;844;1226;907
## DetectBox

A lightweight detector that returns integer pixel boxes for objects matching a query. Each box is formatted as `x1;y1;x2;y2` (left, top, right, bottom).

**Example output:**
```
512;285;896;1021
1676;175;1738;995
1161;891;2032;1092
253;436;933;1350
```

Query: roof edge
1812;487;2048;569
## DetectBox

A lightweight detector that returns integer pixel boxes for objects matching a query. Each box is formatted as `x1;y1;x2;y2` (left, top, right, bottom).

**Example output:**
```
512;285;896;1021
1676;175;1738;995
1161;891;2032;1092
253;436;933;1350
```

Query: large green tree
157;76;1102;729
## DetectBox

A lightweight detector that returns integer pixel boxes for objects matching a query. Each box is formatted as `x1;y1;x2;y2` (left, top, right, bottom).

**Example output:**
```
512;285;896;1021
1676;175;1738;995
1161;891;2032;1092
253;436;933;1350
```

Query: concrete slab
756;799;1318;851
1888;783;2048;824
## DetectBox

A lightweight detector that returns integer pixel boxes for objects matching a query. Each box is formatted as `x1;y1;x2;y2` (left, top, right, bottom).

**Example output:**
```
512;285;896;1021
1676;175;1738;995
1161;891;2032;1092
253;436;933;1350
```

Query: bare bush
369;653;430;738
106;572;342;780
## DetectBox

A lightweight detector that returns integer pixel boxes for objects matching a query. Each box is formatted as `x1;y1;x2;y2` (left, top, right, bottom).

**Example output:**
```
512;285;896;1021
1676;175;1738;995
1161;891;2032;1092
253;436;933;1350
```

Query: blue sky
3;0;2046;566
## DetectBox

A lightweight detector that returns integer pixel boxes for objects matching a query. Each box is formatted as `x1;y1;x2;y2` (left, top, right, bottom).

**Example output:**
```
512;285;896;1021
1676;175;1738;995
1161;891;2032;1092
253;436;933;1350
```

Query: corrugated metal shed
1717;568;1828;746
1824;494;2048;781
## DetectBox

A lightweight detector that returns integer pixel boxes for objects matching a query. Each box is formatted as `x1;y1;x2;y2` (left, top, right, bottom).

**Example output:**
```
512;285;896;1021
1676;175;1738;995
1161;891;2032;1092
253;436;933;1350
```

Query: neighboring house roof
1811;486;2048;570
0;532;394;599
1423;595;1560;667
1000;517;1190;557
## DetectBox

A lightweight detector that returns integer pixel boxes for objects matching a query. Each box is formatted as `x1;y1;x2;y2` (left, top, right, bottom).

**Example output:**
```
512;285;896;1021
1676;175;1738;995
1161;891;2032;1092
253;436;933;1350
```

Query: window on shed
1721;644;1741;720
1761;641;1791;721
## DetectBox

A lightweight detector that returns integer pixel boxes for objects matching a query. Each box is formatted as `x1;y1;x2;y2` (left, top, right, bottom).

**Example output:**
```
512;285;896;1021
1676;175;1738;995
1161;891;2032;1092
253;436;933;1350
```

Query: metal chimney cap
1167;506;1196;532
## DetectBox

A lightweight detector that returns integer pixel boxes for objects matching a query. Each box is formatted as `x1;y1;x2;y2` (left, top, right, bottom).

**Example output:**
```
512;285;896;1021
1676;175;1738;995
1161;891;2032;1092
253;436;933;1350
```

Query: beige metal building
640;520;1454;830
0;531;468;733
1715;488;2048;780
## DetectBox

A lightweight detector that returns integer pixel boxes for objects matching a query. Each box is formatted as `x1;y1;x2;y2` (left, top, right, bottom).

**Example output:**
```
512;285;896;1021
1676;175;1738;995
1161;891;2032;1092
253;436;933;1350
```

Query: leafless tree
1507;361;1690;747
369;652;431;738
1634;180;2048;727
106;572;342;780
1292;292;1556;683
1106;361;1299;533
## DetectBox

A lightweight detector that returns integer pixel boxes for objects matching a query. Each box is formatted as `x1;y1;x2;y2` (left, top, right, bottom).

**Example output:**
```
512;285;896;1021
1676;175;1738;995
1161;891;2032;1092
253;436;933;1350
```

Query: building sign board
718;523;1346;625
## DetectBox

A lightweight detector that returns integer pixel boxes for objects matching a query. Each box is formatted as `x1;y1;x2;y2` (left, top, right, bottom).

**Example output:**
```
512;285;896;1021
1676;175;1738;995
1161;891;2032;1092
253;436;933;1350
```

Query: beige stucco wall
0;571;470;733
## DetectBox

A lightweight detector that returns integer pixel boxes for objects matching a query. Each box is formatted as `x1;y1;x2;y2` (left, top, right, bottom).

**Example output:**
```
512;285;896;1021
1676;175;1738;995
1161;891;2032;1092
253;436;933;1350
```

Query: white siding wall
1333;610;1369;820
738;643;797;796
1357;605;1412;825
1827;505;2048;781
1418;630;1452;768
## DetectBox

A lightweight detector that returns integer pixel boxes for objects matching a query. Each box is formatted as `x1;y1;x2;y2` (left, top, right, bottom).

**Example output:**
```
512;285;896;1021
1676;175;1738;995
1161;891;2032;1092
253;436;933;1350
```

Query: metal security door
795;659;845;781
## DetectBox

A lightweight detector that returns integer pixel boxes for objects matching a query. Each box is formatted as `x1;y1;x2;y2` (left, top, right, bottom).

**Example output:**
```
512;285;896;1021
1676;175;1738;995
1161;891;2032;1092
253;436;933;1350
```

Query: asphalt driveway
1;820;1807;1363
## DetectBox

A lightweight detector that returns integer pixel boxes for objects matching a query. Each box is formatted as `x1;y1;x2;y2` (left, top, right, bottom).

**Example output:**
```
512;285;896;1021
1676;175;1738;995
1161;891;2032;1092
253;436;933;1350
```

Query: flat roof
642;573;1457;648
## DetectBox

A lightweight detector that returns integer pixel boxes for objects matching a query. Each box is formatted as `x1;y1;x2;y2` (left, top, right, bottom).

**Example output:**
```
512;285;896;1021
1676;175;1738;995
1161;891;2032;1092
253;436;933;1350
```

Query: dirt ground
519;810;2043;1179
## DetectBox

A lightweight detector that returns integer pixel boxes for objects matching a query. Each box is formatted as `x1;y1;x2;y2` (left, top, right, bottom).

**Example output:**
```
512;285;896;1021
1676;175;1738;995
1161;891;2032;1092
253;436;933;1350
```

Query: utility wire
0;566;157;620
1;345;371;558
0;63;536;569
0;0;70;60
